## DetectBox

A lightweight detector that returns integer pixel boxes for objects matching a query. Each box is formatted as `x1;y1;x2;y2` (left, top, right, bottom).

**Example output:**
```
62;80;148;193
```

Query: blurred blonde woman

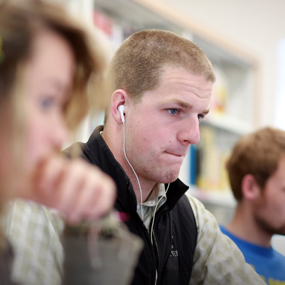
0;0;116;283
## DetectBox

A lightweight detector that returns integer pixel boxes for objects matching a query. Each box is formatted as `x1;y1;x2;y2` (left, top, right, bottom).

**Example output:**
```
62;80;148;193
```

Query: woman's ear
110;89;128;124
241;174;261;201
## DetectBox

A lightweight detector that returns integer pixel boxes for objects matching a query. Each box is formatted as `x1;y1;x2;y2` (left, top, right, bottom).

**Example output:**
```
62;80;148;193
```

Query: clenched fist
28;154;116;223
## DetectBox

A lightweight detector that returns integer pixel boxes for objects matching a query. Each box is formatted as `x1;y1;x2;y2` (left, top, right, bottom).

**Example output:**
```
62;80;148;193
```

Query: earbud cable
122;121;144;220
150;183;170;244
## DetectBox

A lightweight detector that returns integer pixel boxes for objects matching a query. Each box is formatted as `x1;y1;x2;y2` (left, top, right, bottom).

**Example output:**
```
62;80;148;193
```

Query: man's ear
110;89;129;124
241;174;261;200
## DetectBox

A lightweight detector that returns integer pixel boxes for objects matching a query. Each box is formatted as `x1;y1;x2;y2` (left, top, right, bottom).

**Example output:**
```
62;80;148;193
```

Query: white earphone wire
122;119;144;220
150;183;170;244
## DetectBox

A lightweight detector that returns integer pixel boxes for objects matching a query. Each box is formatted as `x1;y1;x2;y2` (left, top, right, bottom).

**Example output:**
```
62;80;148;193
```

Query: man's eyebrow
161;98;193;109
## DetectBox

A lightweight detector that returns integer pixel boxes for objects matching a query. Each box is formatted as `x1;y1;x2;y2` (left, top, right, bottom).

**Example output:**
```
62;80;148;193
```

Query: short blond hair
227;127;285;201
108;29;216;103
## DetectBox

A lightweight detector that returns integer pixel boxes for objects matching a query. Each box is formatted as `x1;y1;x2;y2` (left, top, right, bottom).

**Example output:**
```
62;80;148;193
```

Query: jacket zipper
151;207;169;285
152;229;159;285
134;211;157;285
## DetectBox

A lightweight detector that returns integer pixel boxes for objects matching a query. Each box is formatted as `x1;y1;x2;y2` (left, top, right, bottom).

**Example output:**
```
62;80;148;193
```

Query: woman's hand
30;154;116;223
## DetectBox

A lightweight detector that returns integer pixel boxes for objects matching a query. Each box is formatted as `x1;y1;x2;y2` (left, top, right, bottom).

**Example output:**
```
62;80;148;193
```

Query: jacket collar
83;126;189;214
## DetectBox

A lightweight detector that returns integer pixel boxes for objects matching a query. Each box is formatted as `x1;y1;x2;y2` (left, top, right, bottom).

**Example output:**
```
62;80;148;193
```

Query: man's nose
177;117;200;145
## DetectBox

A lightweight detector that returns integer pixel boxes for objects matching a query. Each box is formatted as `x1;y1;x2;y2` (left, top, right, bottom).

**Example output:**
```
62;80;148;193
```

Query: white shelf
203;114;253;135
187;187;236;208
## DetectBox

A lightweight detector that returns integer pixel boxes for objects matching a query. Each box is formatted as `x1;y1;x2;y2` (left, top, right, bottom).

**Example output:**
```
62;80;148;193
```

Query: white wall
46;0;94;25
159;0;285;127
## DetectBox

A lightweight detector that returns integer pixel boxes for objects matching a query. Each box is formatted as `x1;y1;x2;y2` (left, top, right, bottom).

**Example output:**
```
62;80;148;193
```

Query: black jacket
78;126;197;285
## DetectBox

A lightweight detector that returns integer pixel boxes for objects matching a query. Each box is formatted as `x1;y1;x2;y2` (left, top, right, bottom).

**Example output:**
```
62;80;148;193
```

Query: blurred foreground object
63;211;143;285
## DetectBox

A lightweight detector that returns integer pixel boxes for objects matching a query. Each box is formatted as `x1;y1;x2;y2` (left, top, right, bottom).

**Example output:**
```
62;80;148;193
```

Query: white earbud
118;105;125;124
119;103;143;220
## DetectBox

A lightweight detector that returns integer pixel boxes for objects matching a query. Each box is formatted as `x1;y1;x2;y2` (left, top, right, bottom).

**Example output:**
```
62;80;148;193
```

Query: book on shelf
210;65;229;116
191;125;231;193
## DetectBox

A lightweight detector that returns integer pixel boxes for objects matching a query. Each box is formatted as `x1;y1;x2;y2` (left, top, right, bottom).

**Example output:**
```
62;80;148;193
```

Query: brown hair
0;0;109;130
227;127;285;201
107;29;216;104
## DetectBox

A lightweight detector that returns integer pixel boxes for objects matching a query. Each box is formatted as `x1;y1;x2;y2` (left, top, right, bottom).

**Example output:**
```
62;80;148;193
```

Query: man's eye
40;97;54;110
198;114;204;121
168;109;179;115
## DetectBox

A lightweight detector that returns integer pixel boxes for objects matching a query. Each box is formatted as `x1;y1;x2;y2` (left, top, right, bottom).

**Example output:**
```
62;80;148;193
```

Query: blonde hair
227;127;285;201
0;0;109;213
108;29;216;104
0;0;109;130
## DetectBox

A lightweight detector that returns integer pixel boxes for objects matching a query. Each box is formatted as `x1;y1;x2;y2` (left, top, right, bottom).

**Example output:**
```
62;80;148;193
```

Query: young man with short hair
221;127;285;284
81;29;264;284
